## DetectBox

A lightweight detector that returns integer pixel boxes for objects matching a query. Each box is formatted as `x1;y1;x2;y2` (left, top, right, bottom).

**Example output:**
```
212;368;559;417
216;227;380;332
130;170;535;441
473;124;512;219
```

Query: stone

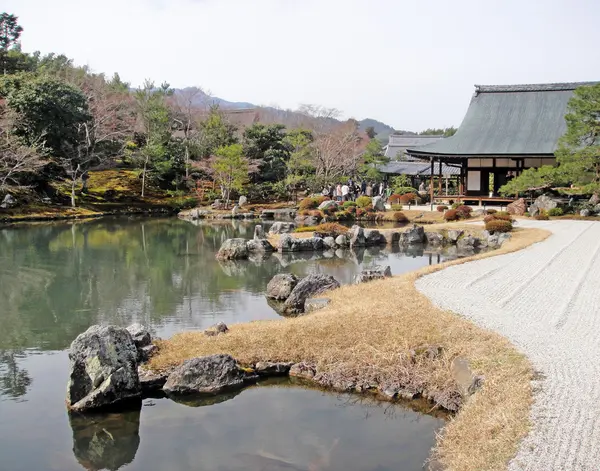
304;297;331;312
269;222;296;234
400;224;426;245
126;323;152;349
372;196;385;211
335;234;349;247
204;322;229;336
289;362;316;380
384;232;401;245
283;274;340;314
354;265;392;283
253;225;265;240
457;234;478;250
163;354;255;395
529;205;539;217
425;232;444;246
304;216;320;226
451;357;484;397
590;194;600;206
0;193;16;209
66;325;141;411
594;204;600;214
246;239;274;253
216;238;249;260
446;229;463;243
278;235;324;252
254;361;294;376
497;233;512;246
580;209;591;217
323;236;337;249
231;205;240;217
138;344;158;362
261;208;296;220
530;194;561;217
211;199;223;209
364;229;386;246
266;273;299;300
507;198;527;216
238;195;248;207
349;225;366;247
318;200;337;211
138;367;169;394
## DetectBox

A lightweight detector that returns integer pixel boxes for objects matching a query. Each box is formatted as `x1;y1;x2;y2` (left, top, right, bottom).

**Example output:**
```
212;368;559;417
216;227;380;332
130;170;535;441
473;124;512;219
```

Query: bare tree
313;120;363;178
0;129;46;191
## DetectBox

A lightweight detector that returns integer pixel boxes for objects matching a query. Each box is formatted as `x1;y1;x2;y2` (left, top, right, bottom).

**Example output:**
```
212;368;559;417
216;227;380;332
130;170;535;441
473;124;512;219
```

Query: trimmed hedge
485;219;513;233
437;205;449;212
356;196;372;208
392;211;408;222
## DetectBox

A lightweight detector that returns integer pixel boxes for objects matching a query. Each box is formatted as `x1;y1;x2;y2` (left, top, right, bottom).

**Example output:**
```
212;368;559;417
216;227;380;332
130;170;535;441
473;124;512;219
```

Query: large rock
446;229;464;243
425;232;444;246
399;224;425;245
0;193;16;209
238;195;248;207
216;238;249;260
589;194;600;206
246;239;274;253
254;361;294;376
323;236;337;249
269;222;296;234
457;234;479;250
530;194;560;217
253;225;265;240
266;273;299;300
349;225;366;247
335;234;349;247
354;265;392;283
364;229;386;246
507;198;526;216
278;235;324;252
163;354;254;395
372;196;385;211
384;231;401;245
580;208;591;217
283;274;340;314
204;322;229;336
318;200;337;211
66;325;141;411
126;324;151;349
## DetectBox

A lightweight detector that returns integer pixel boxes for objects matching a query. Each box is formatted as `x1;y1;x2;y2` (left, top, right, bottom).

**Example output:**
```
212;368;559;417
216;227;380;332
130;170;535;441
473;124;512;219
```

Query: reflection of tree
69;407;141;471
0;351;32;400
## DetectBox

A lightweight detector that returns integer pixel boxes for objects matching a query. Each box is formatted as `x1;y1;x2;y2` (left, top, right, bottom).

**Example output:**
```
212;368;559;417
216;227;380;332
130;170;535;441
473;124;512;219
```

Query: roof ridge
475;82;600;93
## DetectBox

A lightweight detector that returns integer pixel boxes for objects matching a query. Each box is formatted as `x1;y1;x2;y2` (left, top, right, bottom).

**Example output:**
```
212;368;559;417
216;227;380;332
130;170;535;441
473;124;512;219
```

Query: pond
0;217;459;471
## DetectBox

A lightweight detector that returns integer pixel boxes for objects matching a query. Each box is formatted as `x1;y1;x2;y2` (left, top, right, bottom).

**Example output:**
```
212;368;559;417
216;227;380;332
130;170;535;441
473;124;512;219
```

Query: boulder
278;235;324;252
254;362;294;376
138;366;169;394
399;224;425;245
138;344;158;362
335;234;349;247
425;232;444;246
530;194;560;217
261;208;296;220
163;354;255;395
384;231;401;245
246;239;274;253
372;196;385;211
304;297;331;312
457;234;478;250
0;193;16;209
580;209;592;217
231;205;240;217
211;199;224;209
238;195;248;207
253;225;265;240
66;325;141;411
216;238;249;260
323;236;337;250
126;324;152;349
283;274;340;314
507;198;526;216
289;362;316;380
446;229;463;243
204;322;229;336
451;357;485;397
269;222;296;235
266;273;299;300
349;225;366;247
589;194;600;206
318;200;337;211
354;265;392;283
364;229;386;246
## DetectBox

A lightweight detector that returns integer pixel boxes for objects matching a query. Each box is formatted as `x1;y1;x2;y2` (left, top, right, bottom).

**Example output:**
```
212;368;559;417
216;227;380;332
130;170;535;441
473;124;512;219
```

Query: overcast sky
5;0;600;131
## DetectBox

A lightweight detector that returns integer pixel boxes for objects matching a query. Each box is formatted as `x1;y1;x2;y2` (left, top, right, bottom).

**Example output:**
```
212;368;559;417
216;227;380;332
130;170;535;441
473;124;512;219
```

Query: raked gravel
416;220;600;471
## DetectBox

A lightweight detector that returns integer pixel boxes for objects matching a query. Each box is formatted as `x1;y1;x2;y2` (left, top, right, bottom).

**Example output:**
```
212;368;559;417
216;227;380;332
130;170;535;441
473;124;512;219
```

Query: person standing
341;182;349;202
366;183;372;197
379;181;384;197
361;180;366;196
336;183;342;201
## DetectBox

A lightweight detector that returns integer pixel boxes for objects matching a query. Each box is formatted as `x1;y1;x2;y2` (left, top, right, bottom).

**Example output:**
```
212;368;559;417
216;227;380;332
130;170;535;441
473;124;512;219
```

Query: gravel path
416;220;600;471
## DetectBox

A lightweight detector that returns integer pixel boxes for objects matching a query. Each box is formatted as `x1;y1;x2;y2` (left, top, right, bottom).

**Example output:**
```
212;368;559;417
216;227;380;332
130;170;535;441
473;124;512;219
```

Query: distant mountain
174;88;401;140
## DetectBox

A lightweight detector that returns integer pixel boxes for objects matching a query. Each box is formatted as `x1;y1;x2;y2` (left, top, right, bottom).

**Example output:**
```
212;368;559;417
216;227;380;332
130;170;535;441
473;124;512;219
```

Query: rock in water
254;225;265;240
126;323;151;349
349;225;366;247
507;198;526;216
268;222;296;234
425;232;444;246
364;229;386;246
283;274;340;314
216;238;249;260
400;224;425;245
354;265;392;283
66;325;141;411
246;239;274;253
266;273;299;300
446;229;463;243
372;196;385;211
163;354;253;395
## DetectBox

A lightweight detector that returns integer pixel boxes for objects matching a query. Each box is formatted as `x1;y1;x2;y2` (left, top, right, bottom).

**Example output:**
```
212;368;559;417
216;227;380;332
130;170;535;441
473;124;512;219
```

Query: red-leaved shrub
437;205;449;212
485;219;513;233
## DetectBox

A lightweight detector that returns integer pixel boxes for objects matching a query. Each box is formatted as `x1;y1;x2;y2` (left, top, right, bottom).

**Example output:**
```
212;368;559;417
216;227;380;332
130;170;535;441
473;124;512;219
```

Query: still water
0;217;455;471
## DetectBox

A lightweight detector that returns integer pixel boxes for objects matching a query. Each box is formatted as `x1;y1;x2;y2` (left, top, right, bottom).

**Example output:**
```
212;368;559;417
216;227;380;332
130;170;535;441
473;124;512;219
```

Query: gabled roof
407;82;599;158
384;134;444;159
378;161;460;176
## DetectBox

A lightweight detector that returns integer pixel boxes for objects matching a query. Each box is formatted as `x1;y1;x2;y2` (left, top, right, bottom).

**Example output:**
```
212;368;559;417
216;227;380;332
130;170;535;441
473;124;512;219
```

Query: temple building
406;82;598;204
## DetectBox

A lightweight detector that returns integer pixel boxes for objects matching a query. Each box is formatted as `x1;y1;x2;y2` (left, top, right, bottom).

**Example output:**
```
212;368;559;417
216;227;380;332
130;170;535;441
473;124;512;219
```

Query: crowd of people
321;180;392;202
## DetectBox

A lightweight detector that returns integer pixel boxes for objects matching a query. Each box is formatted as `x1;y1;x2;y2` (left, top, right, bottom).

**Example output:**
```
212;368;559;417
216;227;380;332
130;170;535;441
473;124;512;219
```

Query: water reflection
0;351;32;401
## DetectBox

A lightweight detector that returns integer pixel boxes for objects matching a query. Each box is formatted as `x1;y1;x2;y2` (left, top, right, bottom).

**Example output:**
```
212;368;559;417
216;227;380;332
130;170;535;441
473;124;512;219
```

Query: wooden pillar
429;157;434;206
438;159;443;195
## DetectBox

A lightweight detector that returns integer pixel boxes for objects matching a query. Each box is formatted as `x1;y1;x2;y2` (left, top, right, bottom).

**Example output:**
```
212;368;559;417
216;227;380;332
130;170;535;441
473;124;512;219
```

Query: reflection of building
69;408;141;471
406;82;599;203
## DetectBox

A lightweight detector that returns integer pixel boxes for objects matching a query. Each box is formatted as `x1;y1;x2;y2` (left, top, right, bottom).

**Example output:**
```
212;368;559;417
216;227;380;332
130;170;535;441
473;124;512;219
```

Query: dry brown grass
151;226;550;471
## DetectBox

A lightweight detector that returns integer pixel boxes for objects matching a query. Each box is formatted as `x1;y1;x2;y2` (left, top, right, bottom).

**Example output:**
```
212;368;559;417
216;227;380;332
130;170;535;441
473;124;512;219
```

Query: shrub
437;205;449;212
309;210;323;218
296;222;349;237
399;193;419;204
548;207;564;217
388;194;401;204
492;213;513;222
486;209;497;214
534;211;549;220
356;208;366;218
356;196;372;208
334;211;353;221
392;211;408;222
299;197;320;211
346;205;357;214
444;209;459;221
495;211;510;217
391;204;403;211
485;219;513;233
295;226;317;233
483;214;496;223
394;186;418;195
342;201;357;209
451;201;462;209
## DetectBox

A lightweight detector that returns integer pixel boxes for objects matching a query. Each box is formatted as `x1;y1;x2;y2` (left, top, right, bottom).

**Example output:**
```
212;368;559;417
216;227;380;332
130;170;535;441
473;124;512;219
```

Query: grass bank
151;224;550;471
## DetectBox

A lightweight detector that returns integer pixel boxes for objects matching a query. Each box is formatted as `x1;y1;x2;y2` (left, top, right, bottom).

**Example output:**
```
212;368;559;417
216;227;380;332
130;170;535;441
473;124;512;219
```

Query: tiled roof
378;161;460;176
384;135;444;159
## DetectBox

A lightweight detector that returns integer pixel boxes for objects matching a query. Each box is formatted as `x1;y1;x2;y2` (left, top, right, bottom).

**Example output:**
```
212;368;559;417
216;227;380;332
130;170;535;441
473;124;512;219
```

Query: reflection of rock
169;389;242;408
354;265;392;284
69;406;141;471
163;354;257;396
67;325;141;412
